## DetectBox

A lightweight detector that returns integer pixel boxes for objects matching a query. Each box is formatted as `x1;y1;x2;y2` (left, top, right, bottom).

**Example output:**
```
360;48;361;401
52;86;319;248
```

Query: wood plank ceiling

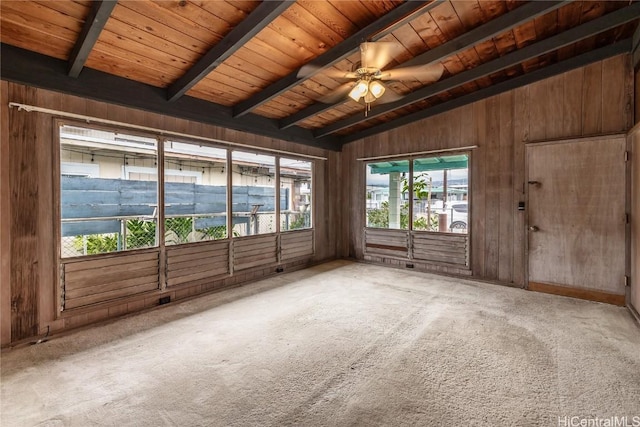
1;0;639;151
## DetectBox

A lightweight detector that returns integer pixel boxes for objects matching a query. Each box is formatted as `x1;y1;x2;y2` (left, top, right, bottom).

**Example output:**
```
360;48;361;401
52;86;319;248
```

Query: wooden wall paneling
601;55;633;133
512;85;530;287
631;129;640;312
339;144;352;258
458;103;475;145
351;141;366;259
1;80;11;346
330;151;341;260
562;67;584;137
544;75;565;140
635;69;640;125
471;99;486;277
483;96;500;280
624;56;634;131
317;152;340;262
313;157;328;260
331;151;343;258
8;85;40;341
498;91;514;283
527;78;548;142
36;105;56;333
582;61;603;135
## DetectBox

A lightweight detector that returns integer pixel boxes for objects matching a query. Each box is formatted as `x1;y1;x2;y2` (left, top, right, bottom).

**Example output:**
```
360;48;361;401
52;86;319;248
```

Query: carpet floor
2;260;639;426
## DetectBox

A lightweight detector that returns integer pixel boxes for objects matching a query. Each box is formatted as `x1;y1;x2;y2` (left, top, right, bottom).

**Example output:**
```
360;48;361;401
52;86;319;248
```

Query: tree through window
366;153;469;233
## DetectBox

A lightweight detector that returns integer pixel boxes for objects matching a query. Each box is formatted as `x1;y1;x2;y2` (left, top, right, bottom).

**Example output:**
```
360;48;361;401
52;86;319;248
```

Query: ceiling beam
167;1;294;102
279;0;567;130
68;0;117;78
1;44;340;151
340;38;632;145
315;2;640;138
232;0;444;118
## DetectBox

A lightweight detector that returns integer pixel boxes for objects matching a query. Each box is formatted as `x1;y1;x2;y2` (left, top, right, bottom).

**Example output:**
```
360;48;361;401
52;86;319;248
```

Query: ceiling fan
300;42;444;116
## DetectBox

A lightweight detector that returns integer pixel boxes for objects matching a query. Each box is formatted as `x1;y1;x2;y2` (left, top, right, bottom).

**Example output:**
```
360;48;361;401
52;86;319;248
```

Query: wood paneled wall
631;126;640;314
341;54;633;286
0;82;340;346
1;80;11;346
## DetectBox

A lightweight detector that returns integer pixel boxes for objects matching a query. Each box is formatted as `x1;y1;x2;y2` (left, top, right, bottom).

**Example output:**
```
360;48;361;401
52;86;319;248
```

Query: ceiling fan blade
298;64;358;80
317;82;355;103
375;87;404;104
360;42;402;71
379;63;444;82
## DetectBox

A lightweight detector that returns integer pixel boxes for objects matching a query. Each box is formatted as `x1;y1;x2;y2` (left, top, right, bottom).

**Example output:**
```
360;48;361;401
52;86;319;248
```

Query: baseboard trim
528;281;625;306
628;303;640;326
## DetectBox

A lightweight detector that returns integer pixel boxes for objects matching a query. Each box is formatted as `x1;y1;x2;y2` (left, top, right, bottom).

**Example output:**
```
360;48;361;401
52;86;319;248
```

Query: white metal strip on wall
356;145;477;161
8;102;327;160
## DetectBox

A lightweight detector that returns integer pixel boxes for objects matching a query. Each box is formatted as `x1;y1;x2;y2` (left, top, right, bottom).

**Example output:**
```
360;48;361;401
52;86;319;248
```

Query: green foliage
73;233;118;255
288;213;308;230
201;225;235;239
165;217;193;242
367;201;438;231
402;174;431;200
367;201;391;228
126;219;156;249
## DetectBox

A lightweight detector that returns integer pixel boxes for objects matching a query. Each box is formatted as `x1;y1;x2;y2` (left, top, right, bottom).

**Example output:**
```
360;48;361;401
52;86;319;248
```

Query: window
60;125;158;258
366;154;469;233
164;141;228;245
280;158;312;231
59;123;316;258
366;160;409;229
231;151;276;236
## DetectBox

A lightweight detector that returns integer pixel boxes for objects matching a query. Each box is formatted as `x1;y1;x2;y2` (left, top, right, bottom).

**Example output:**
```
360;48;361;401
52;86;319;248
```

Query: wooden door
526;136;626;303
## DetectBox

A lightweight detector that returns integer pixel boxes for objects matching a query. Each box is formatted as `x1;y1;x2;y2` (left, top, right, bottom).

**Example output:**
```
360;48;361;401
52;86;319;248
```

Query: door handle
528;225;539;232
528;180;541;187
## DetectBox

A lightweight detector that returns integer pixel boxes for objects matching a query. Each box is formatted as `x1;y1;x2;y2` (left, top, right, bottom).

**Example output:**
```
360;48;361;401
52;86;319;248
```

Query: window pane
164;141;228;245
412;154;469;233
231;151;276;236
366;160;409;229
60;125;158;258
280;158;312;231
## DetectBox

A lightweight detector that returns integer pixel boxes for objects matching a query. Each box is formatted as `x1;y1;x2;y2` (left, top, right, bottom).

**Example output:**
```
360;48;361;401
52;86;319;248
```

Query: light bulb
369;80;385;98
348;80;368;101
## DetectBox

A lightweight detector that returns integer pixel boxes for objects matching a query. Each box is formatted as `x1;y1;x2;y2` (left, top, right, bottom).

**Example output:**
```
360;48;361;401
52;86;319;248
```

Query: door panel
527;137;626;295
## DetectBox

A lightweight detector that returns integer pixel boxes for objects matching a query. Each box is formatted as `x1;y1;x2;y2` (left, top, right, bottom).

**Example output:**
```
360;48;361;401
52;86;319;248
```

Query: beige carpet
2;260;639;426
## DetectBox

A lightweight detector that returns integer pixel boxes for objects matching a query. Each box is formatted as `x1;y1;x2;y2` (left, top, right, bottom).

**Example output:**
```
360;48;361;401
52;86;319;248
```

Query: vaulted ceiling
2;1;639;151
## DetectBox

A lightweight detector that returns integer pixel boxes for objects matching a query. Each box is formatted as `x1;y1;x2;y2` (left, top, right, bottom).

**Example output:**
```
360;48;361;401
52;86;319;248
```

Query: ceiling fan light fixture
369;80;385;99
364;92;376;104
348;80;368;101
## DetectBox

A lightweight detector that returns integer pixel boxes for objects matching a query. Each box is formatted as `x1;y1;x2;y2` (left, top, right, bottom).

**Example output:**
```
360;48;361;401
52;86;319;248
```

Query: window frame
363;150;471;235
57;120;162;259
56;120;316;260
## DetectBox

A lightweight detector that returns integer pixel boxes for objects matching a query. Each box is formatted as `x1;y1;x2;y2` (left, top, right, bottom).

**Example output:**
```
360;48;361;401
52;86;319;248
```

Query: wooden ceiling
1;0;639;151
